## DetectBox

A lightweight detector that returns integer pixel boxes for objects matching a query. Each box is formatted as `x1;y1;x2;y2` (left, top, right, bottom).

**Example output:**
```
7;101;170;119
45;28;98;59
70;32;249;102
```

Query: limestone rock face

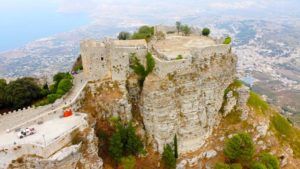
79;128;103;169
141;53;237;154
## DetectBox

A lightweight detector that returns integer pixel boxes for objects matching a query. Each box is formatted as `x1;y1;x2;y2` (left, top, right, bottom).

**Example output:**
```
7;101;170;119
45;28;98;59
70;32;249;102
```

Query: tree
0;79;7;108
258;153;280;169
181;25;191;36
57;79;73;93
224;133;254;162
174;134;178;159
118;31;131;40
124;123;144;155
130;52;155;87
230;163;243;169
132;25;154;41
47;94;62;103
223;36;232;44
109;131;124;164
176;21;181;34
162;144;176;169
5;78;42;109
202;28;210;36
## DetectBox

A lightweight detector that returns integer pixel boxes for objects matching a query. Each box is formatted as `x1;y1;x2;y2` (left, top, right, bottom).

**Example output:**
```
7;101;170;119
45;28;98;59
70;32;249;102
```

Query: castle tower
80;40;111;81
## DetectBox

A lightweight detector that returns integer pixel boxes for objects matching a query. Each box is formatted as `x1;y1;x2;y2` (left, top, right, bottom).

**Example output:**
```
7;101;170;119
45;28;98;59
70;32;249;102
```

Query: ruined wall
140;52;237;154
110;41;147;81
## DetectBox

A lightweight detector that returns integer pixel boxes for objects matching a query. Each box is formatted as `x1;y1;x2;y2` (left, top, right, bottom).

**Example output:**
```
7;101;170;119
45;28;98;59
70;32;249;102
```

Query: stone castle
80;26;237;154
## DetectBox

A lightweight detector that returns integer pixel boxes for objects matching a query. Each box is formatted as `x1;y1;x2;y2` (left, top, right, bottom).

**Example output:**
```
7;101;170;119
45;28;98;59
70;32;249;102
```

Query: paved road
0;72;87;134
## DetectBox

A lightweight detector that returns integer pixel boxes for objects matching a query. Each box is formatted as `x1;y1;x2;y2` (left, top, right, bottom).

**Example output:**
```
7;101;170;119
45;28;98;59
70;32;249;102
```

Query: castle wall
110;43;147;81
152;44;231;78
80;40;110;81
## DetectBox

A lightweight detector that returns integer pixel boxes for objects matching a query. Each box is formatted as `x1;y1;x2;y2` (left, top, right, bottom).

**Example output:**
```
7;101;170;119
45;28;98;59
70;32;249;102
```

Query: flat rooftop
0;113;86;147
153;35;217;60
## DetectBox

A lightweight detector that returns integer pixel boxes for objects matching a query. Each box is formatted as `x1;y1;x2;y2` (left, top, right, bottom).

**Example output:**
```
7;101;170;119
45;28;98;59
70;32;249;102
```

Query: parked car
17;127;36;139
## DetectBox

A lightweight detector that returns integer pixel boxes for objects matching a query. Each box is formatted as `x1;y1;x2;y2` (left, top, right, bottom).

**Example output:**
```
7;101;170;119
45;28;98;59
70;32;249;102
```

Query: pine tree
109;131;124;163
174;134;178;159
162;144;176;169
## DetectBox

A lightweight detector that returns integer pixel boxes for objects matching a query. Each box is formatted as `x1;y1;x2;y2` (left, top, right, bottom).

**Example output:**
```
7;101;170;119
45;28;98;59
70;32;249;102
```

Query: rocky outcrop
140;53;237;154
78;128;103;169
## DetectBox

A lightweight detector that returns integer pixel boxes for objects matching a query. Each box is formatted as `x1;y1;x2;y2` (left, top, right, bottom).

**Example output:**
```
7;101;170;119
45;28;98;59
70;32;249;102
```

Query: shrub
251;162;267;169
176;55;183;60
247;91;269;114
57;79;73;93
230;163;243;169
271;114;293;137
224;133;254;162
223;36;232;44
121;156;136;169
47;94;62;103
215;162;230;169
118;31;131;40
258;153;280;169
162;144;176;169
130;52;155;87
181;25;191;36
132;26;154;41
109;131;123;163
202;28;210;36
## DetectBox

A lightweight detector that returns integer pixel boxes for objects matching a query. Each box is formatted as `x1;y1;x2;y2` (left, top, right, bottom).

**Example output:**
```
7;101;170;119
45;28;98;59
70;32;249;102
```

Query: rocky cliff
141;52;237;154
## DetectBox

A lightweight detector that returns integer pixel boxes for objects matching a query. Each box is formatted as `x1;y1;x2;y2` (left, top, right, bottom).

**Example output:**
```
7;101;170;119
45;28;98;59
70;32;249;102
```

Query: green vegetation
109;121;144;164
36;72;73;106
250;162;267;169
132;25;154;42
118;31;131;40
224;133;254;162
162;144;176;169
174;134;178;159
121;156;136;169
176;21;181;34
109;130;124;163
247;91;269;114
176;55;183;60
214;163;242;169
223;36;232;44
130;52;155;87
72;55;83;72
0;78;46;110
224;80;243;97
271;113;300;157
215;132;280;169
202;28;210;36
215;162;230;169
258;153;280;169
181;25;191;36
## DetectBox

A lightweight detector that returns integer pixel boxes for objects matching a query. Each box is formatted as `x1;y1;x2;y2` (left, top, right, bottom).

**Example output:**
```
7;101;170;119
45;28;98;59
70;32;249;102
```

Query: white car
17;127;36;139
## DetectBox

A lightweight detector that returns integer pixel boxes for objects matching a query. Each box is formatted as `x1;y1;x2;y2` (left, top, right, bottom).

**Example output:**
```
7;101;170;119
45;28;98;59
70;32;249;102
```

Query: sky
0;0;299;52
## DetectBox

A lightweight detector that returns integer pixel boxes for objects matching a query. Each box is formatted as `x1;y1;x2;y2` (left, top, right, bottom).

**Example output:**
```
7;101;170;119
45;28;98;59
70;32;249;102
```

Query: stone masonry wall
140;52;237;154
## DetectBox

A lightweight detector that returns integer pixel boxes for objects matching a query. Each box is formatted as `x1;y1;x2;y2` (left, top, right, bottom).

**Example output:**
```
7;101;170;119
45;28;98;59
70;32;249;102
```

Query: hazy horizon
1;0;300;52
